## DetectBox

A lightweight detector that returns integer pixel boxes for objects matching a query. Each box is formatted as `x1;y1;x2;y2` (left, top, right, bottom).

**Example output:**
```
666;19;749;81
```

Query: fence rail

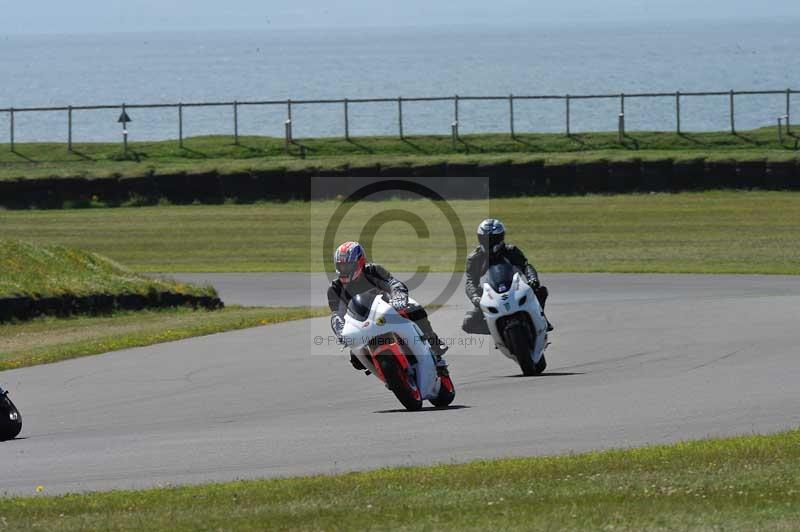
3;88;797;152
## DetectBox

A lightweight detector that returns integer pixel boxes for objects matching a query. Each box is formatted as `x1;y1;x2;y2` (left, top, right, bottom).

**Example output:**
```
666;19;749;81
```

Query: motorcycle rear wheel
429;374;456;408
377;355;423;411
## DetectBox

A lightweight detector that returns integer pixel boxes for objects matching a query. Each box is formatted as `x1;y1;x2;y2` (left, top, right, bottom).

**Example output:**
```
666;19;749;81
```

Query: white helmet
477;218;505;254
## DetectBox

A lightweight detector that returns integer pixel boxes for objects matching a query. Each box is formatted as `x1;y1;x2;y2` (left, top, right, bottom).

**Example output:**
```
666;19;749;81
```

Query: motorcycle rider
328;241;449;375
462;218;553;334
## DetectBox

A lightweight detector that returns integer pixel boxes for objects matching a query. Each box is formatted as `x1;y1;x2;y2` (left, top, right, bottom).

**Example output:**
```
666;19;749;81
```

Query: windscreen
482;263;515;294
346;292;378;322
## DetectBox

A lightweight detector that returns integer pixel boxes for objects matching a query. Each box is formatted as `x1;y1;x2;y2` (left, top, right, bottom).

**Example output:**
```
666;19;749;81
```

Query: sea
1;18;799;142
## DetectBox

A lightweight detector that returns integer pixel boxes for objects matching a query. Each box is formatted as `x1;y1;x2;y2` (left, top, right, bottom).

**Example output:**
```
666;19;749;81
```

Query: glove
390;292;409;310
471;296;482;307
528;278;541;289
330;314;345;339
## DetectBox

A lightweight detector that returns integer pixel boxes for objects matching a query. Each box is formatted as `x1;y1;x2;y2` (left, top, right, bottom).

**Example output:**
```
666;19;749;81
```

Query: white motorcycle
479;261;549;376
338;291;455;411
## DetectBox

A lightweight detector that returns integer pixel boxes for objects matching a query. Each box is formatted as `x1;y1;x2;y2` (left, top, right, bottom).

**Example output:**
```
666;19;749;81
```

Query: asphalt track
2;273;800;495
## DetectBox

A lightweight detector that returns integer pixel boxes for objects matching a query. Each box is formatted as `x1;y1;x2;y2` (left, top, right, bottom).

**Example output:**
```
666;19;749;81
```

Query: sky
1;0;799;34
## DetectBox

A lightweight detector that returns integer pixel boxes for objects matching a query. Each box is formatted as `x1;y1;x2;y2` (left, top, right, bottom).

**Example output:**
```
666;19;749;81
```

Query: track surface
2;273;800;495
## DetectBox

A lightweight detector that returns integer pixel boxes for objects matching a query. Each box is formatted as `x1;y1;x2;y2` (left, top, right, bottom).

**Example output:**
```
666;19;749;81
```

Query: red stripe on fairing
440;375;454;393
392;347;410;370
371;342;409;383
371;342;422;401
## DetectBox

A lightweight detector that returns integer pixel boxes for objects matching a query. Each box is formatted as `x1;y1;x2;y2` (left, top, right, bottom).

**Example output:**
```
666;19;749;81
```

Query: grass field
0;128;797;180
2;428;798;530
0;306;327;370
0;240;215;299
2;192;798;274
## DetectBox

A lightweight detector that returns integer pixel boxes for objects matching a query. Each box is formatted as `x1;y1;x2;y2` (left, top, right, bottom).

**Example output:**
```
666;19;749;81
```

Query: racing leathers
462;243;550;334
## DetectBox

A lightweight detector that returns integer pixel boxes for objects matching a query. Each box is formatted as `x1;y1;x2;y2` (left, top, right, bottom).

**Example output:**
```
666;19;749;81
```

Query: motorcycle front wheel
504;323;546;376
377;354;423;411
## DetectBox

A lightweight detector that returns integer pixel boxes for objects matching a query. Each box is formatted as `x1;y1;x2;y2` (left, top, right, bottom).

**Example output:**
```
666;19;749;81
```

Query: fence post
729;90;735;134
67;106;73;152
618;93;625;142
676;91;681;134
178;103;184;148
787;89;792;133
121;103;128;154
398;97;404;139
233;101;239;145
778;117;784;143
286;99;293;151
451;95;460;149
509;94;515;138
344;98;350;140
9;108;14;152
565;95;571;136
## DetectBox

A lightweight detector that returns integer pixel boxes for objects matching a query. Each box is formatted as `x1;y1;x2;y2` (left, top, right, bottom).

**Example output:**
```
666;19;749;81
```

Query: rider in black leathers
327;241;448;374
462;219;553;334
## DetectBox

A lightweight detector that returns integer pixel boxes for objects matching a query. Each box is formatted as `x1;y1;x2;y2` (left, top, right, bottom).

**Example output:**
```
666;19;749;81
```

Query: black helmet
477;218;505;254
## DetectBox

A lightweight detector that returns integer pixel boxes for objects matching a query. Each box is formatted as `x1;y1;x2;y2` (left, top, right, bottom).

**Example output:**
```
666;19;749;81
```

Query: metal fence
1;88;796;152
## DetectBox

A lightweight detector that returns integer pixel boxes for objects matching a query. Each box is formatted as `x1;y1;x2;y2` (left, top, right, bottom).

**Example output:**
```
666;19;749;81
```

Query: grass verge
2;429;799;530
0;306;327;371
0;128;797;180
0;240;214;299
2;191;799;274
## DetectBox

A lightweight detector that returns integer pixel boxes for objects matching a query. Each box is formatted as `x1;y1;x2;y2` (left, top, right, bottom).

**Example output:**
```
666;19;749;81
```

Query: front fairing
341;297;440;400
342;297;401;350
480;273;547;362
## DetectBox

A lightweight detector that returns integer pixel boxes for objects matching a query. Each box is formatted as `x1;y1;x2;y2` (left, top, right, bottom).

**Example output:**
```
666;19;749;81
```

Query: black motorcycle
0;387;22;441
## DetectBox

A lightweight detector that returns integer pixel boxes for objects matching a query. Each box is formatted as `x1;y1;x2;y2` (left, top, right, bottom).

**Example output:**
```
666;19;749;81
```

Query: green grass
2;429;799;530
0;240;215;299
2;192;799;274
0;306;327;370
0;128;797;180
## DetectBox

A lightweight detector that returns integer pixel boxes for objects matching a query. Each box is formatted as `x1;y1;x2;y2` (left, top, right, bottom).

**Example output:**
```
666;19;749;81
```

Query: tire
534;353;547;374
429;375;455;408
377;355;423;411
0;393;22;441
504;322;541;376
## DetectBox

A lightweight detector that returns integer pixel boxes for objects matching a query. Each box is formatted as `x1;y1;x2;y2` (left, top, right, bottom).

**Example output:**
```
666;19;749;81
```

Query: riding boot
412;313;446;353
534;286;554;332
407;307;449;374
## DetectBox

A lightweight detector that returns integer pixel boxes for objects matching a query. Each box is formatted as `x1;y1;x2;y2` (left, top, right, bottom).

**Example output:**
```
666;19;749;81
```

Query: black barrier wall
0;159;798;208
0;292;224;323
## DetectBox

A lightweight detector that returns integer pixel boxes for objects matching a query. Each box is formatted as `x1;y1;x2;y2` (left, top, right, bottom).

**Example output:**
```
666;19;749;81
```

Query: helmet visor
336;261;358;278
479;233;504;253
